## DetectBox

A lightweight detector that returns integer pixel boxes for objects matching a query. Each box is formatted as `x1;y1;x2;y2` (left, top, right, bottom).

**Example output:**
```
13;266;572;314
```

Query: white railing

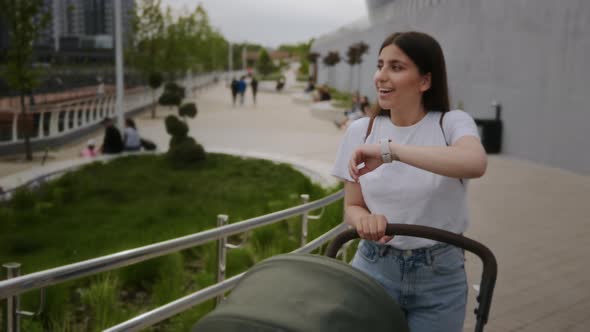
0;72;222;147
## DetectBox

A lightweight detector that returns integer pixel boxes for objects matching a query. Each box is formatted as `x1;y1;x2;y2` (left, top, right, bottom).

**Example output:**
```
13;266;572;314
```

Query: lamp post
114;0;124;130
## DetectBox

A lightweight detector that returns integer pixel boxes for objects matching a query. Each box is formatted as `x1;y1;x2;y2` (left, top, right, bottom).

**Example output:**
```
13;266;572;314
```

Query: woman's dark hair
370;31;450;117
125;118;136;129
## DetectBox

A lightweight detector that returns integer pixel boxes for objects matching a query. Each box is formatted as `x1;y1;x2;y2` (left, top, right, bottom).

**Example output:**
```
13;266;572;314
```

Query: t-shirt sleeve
331;117;369;182
442;110;480;144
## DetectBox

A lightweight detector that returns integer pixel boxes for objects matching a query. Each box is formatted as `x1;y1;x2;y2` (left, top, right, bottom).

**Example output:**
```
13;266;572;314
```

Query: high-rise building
84;0;108;35
42;0;135;50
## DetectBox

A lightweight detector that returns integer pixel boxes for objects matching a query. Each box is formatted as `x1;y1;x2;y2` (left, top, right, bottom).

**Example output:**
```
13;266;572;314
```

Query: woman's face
373;44;430;111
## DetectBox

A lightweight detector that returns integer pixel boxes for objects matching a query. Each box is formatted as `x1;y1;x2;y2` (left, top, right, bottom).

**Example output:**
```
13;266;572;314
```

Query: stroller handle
325;224;497;332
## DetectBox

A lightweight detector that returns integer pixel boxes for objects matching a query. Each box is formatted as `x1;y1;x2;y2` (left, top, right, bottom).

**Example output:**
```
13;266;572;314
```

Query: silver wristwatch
380;139;393;163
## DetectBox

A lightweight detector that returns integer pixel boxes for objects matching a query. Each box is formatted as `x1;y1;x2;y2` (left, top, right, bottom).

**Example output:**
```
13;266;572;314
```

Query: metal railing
1;189;346;332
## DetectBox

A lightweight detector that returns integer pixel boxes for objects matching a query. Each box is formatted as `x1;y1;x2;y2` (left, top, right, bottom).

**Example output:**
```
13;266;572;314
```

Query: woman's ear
419;73;432;92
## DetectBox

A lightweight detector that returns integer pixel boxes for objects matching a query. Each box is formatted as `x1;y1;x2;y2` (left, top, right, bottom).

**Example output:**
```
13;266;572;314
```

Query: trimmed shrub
179;103;197;118
158;92;182;106
169;135;196;151
167;139;206;167
165;115;188;138
164;82;185;99
159;82;186;107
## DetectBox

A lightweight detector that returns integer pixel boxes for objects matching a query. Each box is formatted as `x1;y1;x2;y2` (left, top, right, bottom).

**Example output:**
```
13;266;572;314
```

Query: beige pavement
1;80;590;331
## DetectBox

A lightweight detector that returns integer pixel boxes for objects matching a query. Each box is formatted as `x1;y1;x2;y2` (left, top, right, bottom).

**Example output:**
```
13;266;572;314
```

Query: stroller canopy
193;253;409;332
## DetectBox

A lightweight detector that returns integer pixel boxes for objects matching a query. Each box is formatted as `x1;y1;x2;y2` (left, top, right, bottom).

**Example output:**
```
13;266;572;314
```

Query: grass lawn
0;153;344;331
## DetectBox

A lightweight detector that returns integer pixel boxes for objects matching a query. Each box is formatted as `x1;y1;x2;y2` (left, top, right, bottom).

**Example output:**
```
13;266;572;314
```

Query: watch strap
380;139;393;163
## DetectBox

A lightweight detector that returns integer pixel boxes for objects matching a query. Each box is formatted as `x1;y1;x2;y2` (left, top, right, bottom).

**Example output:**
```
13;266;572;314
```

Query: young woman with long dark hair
332;31;487;331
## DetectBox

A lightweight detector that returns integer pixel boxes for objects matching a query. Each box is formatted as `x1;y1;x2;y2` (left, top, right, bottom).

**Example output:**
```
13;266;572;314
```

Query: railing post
3;263;21;332
300;194;310;247
11;113;17;143
216;214;229;306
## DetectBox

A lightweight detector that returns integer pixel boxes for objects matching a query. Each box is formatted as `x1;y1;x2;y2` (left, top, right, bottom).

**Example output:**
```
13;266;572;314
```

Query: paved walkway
1;75;590;331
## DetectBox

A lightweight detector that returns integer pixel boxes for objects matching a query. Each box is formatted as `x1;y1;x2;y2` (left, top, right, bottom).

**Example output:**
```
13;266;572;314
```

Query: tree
322;51;341;86
257;49;275;76
346;44;361;93
355;42;369;94
346;42;369;94
131;0;165;118
0;0;50;161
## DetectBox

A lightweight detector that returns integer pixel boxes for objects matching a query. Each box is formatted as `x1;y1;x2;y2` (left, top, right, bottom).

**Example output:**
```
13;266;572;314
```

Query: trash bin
474;102;503;154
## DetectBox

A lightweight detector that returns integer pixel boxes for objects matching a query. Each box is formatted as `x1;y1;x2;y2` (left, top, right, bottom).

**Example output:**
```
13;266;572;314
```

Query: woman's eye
377;64;383;70
391;65;402;71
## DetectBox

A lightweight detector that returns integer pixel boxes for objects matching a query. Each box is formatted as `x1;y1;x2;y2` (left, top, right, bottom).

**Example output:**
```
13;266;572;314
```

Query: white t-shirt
124;127;141;149
331;110;480;249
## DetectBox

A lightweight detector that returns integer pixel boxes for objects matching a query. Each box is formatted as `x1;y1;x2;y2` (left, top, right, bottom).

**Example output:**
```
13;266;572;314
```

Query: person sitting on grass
123;118;142;152
100;117;123;155
334;96;371;130
304;77;315;93
81;139;98;157
313;85;332;102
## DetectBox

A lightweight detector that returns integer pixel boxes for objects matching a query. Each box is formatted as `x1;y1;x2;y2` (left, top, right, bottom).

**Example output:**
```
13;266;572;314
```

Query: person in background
81;139;98;157
230;77;239;106
100;117;123;154
251;76;259;105
276;76;285;92
123;118;142;152
304;77;315;93
334;95;370;130
313;85;332;102
237;76;247;105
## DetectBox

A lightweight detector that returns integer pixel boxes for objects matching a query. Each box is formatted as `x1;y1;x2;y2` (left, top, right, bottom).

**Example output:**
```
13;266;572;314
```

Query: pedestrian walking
237;76;247;106
251;76;259;105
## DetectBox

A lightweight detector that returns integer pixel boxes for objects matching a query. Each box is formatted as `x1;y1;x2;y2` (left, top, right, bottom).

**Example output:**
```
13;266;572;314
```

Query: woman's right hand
354;214;393;244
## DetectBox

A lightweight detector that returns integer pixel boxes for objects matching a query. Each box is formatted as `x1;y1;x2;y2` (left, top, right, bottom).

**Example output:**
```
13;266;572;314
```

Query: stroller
193;224;497;332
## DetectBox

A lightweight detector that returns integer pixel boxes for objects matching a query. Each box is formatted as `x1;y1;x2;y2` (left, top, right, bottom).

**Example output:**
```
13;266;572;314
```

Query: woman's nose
374;68;387;82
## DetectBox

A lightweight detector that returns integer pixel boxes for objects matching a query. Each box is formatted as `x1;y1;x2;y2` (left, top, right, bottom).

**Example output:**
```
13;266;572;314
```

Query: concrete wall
312;0;589;174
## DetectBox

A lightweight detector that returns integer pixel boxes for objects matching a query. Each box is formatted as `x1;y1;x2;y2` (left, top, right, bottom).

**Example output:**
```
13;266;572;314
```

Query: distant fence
0;72;225;155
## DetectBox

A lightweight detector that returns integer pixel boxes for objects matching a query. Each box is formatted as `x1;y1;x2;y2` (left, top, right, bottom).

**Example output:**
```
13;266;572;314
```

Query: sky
161;0;368;48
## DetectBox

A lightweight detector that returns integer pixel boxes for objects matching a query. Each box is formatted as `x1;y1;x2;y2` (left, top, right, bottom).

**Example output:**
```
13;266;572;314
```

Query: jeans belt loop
425;247;433;265
378;245;389;257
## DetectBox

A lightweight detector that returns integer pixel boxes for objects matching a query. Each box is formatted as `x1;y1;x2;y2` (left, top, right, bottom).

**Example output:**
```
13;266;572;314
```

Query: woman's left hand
348;143;383;182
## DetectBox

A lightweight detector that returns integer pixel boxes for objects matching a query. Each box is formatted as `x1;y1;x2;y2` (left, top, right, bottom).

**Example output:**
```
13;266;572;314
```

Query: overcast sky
161;0;368;48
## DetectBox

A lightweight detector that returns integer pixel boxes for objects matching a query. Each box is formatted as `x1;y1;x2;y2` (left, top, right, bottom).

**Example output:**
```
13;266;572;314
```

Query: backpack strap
440;112;448;145
440;112;464;185
364;116;376;143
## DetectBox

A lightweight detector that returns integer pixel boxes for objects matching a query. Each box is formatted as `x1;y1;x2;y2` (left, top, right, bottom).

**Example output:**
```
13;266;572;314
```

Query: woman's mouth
378;88;394;97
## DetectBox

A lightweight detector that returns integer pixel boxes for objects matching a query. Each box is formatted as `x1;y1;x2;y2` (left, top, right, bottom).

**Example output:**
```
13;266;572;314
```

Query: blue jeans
351;240;467;332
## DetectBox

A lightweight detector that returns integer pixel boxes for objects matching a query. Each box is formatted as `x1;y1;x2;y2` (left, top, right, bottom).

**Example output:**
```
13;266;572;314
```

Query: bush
159;91;182;106
257;49;276;76
179;103;197;118
159;82;186;106
298;59;309;77
165;115;188;138
167;139;206;167
164;82;185;99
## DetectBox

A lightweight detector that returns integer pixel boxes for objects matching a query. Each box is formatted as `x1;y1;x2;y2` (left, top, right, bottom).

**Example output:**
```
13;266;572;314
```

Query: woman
331;32;487;331
123;118;141;152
